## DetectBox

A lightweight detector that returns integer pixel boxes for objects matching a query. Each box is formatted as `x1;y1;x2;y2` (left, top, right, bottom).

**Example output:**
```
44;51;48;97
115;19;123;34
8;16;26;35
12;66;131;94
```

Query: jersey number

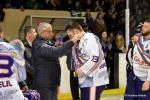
0;54;14;78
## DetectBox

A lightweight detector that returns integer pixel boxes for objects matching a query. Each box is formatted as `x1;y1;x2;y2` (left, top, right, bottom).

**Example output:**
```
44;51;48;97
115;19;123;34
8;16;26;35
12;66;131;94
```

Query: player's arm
77;37;104;77
142;48;150;91
142;68;150;91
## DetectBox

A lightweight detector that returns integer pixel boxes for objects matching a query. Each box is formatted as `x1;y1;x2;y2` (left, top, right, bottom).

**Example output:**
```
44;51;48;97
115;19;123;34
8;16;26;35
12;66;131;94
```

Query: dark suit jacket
32;35;74;88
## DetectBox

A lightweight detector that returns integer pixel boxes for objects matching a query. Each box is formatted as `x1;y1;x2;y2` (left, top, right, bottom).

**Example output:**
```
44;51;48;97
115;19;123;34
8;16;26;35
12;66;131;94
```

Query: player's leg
80;87;90;100
95;85;105;100
124;71;136;100
80;86;105;100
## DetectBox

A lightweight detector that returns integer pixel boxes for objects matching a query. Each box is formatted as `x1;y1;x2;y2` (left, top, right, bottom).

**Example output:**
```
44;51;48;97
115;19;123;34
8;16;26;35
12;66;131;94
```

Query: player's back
0;42;24;100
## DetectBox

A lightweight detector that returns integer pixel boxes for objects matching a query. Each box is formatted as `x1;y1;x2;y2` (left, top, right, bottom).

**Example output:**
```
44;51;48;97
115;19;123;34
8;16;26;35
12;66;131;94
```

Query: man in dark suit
32;22;83;100
22;26;37;89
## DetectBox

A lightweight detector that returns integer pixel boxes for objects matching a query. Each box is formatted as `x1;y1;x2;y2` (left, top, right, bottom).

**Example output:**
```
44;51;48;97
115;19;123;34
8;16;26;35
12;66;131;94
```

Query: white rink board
59;56;71;93
119;53;127;88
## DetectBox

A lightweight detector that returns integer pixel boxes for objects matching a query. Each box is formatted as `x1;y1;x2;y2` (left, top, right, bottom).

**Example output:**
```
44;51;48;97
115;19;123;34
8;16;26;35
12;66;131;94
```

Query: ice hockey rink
101;96;124;100
58;88;125;100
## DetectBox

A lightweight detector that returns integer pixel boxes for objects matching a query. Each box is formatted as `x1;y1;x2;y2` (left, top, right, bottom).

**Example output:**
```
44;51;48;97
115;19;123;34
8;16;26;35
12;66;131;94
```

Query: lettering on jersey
133;55;149;65
91;56;99;62
145;44;148;49
99;62;106;69
0;54;14;78
0;80;12;88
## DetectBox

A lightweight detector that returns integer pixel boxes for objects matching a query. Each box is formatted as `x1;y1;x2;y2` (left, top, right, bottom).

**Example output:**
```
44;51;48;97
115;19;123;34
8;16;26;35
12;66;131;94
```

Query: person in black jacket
32;22;83;100
22;26;37;89
63;35;80;100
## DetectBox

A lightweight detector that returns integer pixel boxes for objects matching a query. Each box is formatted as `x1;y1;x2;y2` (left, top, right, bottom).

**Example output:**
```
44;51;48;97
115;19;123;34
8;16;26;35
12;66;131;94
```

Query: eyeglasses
45;30;53;34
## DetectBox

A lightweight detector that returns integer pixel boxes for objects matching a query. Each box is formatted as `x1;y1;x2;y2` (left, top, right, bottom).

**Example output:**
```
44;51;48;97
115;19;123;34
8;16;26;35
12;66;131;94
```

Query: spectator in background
42;0;50;9
11;0;24;9
51;32;63;46
22;26;37;89
45;0;57;10
130;15;137;36
109;4;116;14
129;0;137;15
100;0;106;11
92;12;106;38
104;10;117;33
0;5;5;22
115;0;125;14
84;10;93;31
115;31;126;53
116;16;125;37
24;0;42;9
93;0;103;12
100;31;112;70
108;31;116;88
82;0;93;11
109;31;115;43
63;0;73;11
82;23;89;33
102;0;112;13
72;1;82;11
32;22;83;100
100;31;115;89
54;0;61;10
0;0;11;8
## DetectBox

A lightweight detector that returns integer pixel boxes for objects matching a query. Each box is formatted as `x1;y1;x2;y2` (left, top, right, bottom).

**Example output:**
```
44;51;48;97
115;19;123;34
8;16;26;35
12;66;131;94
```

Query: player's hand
71;34;83;43
142;81;150;91
22;85;29;93
75;68;84;77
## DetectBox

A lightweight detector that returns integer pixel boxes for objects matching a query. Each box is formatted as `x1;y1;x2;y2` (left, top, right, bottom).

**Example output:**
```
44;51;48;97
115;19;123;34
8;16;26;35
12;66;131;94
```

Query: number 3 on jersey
0;54;14;78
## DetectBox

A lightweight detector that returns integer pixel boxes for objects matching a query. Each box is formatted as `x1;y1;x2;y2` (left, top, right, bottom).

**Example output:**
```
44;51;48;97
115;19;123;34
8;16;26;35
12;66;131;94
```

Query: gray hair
37;22;51;34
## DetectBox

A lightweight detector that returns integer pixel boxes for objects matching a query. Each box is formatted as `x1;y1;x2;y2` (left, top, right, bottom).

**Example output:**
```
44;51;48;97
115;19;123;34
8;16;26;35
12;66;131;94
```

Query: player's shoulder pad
83;32;96;40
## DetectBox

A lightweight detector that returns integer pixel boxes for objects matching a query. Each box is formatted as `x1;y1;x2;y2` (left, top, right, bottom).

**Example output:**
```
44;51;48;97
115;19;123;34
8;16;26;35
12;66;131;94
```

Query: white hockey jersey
0;42;25;99
72;32;109;88
132;35;150;81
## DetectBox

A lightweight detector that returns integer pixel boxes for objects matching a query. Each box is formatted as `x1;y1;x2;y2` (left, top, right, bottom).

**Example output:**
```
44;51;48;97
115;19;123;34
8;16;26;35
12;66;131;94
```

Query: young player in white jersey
0;39;26;100
65;22;109;100
125;19;150;100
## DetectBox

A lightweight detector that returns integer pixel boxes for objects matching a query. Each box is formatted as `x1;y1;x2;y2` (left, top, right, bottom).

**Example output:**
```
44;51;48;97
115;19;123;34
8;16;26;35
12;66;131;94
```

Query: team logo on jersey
10;50;18;56
133;55;149;66
0;80;13;88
